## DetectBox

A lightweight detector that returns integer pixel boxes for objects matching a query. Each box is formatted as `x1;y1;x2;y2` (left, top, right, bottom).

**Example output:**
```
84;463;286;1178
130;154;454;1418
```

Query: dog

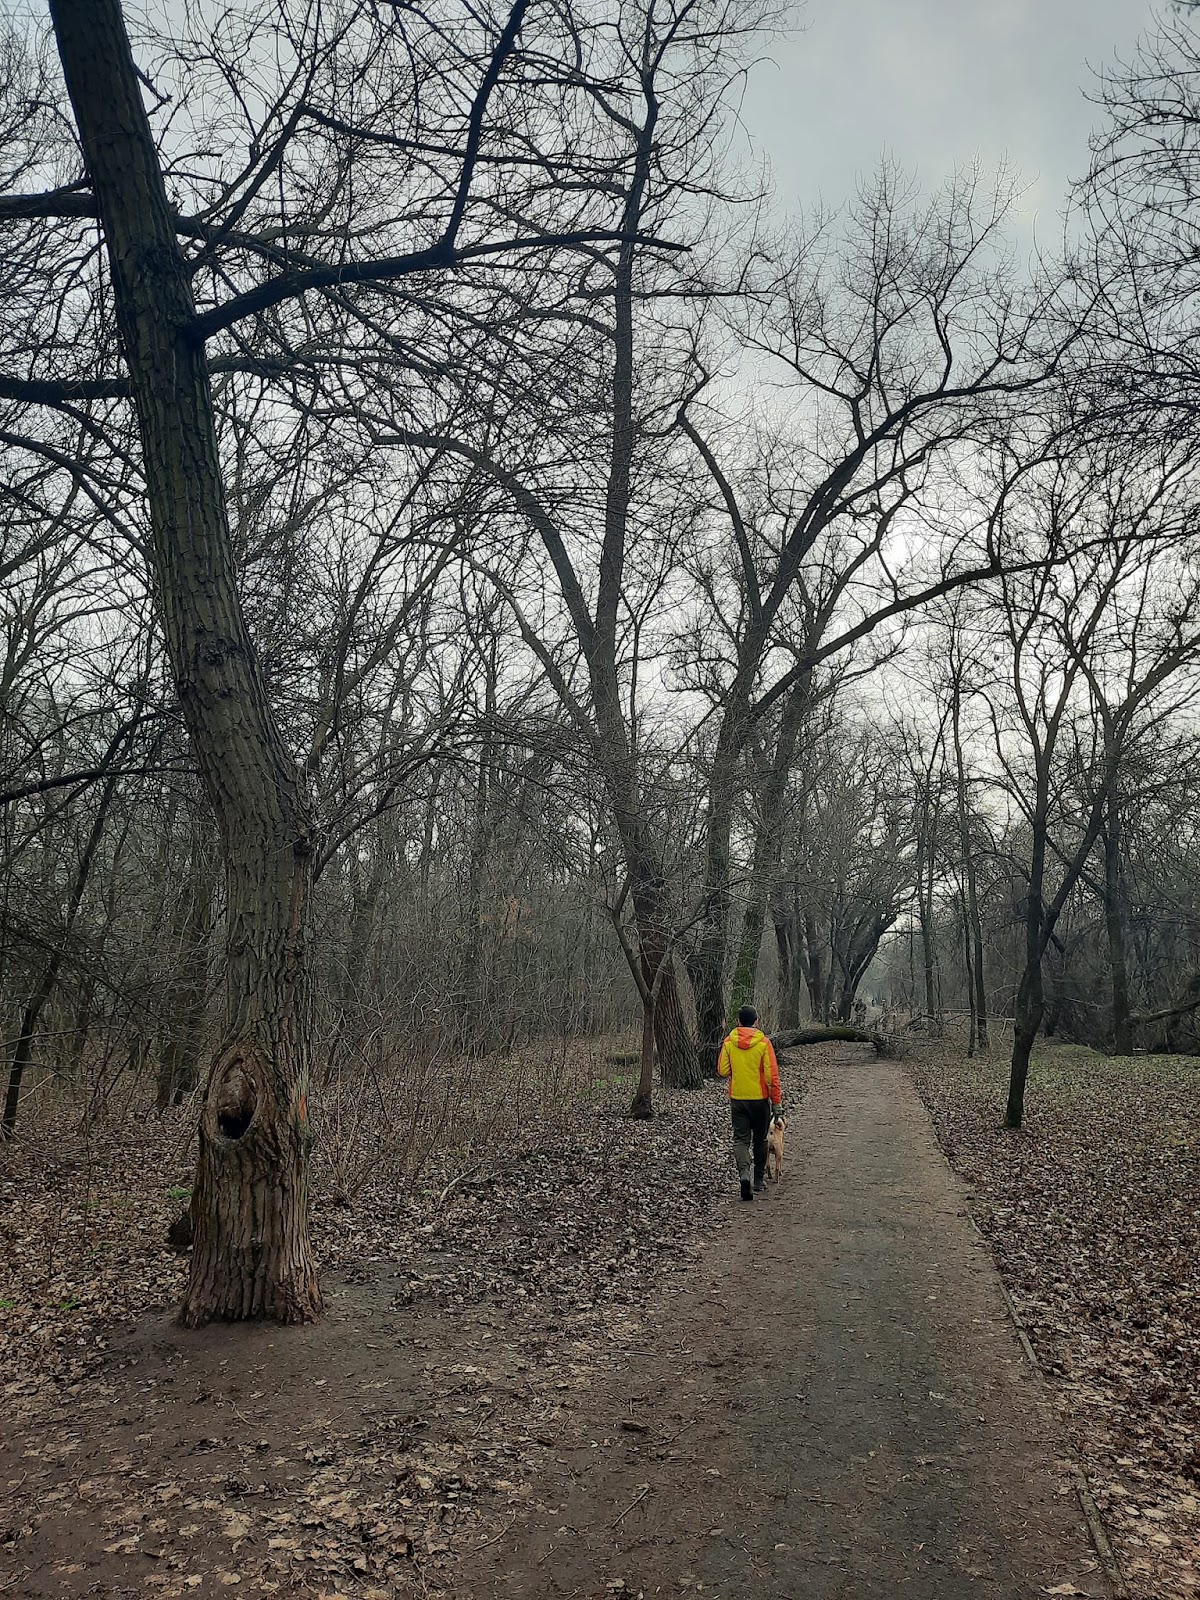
766;1112;787;1181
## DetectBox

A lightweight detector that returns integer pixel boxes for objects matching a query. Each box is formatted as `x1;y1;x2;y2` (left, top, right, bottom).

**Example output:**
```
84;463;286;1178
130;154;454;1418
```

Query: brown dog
766;1113;787;1180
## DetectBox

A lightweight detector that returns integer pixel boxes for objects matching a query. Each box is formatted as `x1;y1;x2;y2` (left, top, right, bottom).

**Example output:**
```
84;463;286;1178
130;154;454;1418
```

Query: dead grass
0;1032;647;1395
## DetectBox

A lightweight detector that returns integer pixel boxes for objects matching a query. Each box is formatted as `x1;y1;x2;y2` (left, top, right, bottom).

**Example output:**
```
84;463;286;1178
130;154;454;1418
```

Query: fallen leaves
912;1040;1200;1600
0;1051;740;1598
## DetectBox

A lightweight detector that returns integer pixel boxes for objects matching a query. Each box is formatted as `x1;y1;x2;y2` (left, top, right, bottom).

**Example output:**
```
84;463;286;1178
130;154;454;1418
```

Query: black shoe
740;1178;753;1201
753;1177;766;1192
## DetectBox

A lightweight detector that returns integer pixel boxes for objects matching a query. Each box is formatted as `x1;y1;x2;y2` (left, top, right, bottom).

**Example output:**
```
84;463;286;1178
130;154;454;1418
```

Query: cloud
744;0;1155;223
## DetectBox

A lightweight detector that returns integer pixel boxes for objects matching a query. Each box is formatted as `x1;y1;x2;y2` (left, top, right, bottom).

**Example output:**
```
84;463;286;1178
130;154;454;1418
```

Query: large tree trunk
773;1024;882;1050
690;932;729;1078
650;956;695;1087
588;70;700;1091
1005;808;1047;1130
730;684;810;1018
835;972;856;1025
800;909;829;1022
629;992;656;1119
609;874;687;1114
1102;792;1133;1057
951;689;988;1050
771;885;803;1029
600;788;698;1088
690;744;739;1076
1006;961;1043;1130
51;0;320;1324
629;866;699;1089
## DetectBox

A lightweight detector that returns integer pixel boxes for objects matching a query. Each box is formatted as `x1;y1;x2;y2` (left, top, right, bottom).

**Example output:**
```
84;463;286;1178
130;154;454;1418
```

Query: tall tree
681;167;1066;1069
375;0;780;1086
988;445;1200;1128
16;0;621;1322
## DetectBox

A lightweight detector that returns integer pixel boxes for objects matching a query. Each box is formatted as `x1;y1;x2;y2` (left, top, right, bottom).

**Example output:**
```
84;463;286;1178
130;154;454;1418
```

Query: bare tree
987;443;1200;1127
370;1;780;1086
0;0;653;1322
680;164;1068;1069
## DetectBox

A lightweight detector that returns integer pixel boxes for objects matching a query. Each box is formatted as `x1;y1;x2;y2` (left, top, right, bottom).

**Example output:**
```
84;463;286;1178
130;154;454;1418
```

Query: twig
610;1481;650;1526
474;1511;520;1551
436;1162;484;1209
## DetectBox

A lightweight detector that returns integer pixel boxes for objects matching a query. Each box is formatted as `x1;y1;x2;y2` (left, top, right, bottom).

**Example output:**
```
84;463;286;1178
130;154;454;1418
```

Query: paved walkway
475;1045;1111;1599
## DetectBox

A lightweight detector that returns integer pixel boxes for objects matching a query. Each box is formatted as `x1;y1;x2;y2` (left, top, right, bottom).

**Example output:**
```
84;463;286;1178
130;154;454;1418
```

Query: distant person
718;1005;783;1201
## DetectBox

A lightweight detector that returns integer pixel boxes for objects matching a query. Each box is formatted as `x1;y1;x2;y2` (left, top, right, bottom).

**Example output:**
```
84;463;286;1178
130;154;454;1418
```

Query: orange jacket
717;1026;781;1103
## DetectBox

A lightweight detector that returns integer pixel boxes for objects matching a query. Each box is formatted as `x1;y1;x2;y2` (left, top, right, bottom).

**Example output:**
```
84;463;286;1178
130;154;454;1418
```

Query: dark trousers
730;1098;771;1183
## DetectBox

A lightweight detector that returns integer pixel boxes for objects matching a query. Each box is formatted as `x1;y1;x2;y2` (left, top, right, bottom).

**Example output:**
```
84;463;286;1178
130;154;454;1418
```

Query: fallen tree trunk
772;1026;885;1053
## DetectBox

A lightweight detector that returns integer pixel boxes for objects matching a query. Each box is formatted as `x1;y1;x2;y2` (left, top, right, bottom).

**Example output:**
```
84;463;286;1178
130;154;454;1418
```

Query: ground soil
2;1043;1113;1599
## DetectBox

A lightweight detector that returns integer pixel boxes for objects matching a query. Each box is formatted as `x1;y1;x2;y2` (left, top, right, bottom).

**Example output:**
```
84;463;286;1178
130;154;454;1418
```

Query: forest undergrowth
1;1037;795;1598
911;1035;1200;1600
0;1037;635;1393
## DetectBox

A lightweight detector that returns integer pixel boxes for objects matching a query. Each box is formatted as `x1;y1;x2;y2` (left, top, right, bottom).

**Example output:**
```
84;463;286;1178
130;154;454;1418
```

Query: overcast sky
741;1;1163;244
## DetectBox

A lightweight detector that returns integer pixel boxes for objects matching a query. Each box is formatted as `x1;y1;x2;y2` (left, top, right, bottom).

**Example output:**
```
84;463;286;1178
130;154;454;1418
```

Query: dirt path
468;1045;1111;1599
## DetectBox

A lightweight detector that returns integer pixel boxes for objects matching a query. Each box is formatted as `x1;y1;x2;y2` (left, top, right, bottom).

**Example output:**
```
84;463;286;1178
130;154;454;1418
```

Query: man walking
717;1005;782;1201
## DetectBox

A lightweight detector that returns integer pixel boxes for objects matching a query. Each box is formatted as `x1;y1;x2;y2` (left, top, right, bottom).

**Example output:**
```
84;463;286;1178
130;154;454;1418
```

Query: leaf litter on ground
1;1039;806;1598
910;1037;1200;1600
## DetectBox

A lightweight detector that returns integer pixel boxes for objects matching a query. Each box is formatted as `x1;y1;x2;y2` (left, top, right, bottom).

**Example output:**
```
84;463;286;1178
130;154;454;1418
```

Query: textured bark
801;909;831;1023
773;1025;883;1051
628;858;699;1089
691;736;741;1075
1006;964;1042;1130
629;996;656;1118
647;951;696;1088
51;0;319;1323
593;70;698;1092
772;886;803;1029
731;685;811;1020
609;875;690;1114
